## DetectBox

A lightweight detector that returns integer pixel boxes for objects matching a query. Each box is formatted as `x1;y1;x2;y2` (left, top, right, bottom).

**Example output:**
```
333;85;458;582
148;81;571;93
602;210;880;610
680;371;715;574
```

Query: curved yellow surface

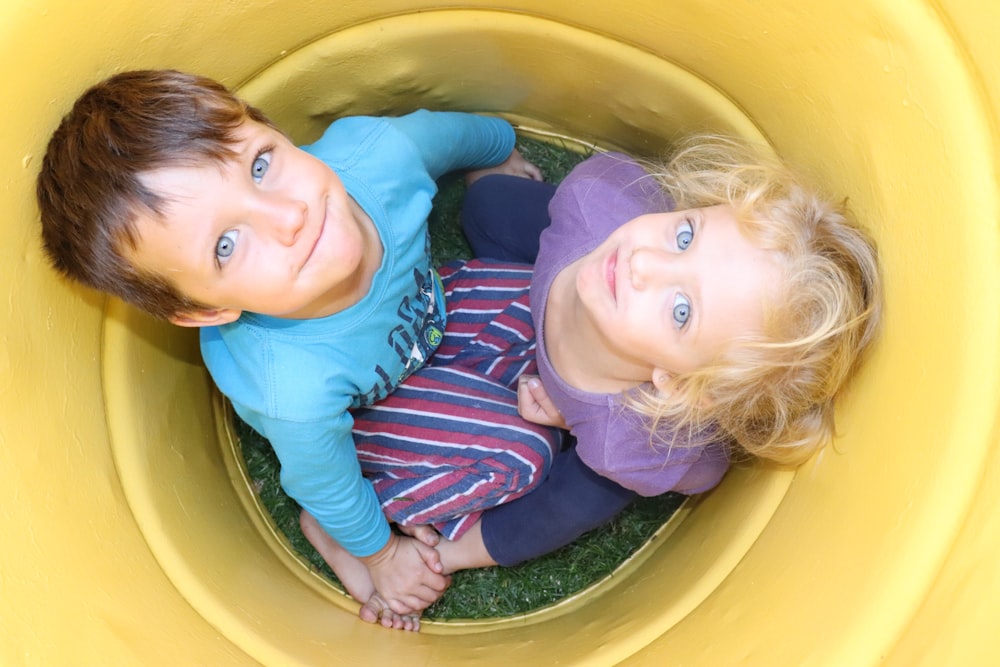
2;2;998;665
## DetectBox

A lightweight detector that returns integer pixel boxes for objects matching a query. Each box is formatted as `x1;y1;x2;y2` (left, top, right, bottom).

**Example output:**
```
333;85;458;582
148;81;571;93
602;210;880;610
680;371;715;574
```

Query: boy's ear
168;307;242;328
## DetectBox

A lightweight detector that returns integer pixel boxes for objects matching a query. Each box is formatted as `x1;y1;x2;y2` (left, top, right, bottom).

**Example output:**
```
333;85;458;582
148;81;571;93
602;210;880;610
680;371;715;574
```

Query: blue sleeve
479;446;637;566
384;109;516;181
262;412;391;558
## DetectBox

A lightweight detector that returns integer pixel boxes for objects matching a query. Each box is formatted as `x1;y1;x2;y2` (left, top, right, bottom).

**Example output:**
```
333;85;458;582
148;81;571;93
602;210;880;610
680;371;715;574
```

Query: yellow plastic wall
2;2;998;665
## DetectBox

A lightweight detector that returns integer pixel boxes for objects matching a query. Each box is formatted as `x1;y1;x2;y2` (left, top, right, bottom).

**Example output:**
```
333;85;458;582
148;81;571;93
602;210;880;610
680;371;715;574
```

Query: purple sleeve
571;404;730;497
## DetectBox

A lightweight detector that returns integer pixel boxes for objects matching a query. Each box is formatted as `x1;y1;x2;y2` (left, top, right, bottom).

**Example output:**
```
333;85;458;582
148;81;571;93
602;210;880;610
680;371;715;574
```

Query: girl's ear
651;368;674;393
168;307;242;328
652;368;713;408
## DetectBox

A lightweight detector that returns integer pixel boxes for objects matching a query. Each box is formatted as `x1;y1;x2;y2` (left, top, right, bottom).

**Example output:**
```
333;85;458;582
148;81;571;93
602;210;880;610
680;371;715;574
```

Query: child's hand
518;374;568;429
396;522;442;548
465;148;543;186
362;532;451;614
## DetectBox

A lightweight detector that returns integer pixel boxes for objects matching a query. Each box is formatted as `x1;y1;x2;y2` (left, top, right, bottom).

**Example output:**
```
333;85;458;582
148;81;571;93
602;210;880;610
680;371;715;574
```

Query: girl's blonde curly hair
631;135;882;465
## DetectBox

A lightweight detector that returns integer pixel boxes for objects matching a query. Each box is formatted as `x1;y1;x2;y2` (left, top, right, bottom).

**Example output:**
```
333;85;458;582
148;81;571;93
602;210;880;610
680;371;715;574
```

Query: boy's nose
629;247;675;289
261;197;308;245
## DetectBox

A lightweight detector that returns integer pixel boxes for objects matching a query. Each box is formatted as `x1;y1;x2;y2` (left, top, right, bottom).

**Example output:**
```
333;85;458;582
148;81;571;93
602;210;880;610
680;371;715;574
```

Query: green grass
235;136;686;619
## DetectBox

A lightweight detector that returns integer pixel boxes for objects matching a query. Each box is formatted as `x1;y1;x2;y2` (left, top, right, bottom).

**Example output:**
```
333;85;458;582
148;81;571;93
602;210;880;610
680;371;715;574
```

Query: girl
433;134;882;572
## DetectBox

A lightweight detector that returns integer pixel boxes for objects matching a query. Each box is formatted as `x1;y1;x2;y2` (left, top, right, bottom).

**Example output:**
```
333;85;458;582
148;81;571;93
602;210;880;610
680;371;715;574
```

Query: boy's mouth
302;204;326;270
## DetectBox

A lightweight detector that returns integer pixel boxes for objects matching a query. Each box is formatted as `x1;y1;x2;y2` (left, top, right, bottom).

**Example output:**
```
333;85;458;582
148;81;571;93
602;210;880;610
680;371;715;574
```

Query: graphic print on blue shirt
355;267;445;408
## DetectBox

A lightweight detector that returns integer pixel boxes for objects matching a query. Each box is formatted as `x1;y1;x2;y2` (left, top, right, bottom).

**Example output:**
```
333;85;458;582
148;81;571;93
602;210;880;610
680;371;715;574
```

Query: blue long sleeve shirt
200;110;516;556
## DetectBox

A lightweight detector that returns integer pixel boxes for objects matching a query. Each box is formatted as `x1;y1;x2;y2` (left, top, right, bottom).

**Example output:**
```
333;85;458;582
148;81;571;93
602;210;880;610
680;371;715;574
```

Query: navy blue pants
461;174;556;263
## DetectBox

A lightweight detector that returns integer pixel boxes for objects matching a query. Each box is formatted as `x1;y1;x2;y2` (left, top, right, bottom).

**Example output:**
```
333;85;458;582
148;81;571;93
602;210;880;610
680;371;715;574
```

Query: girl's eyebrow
685;215;706;342
685;282;702;342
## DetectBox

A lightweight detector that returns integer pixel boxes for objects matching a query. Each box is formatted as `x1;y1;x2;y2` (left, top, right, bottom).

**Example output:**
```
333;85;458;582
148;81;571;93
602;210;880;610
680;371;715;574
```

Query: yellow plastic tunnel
3;1;999;665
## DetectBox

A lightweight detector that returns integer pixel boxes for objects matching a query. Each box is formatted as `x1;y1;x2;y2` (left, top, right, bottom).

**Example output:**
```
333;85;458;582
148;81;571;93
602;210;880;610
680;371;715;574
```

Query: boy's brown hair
36;69;276;319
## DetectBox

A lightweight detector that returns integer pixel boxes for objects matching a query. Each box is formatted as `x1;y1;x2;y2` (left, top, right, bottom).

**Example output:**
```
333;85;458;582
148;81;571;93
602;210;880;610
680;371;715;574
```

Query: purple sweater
480;153;729;566
534;152;728;496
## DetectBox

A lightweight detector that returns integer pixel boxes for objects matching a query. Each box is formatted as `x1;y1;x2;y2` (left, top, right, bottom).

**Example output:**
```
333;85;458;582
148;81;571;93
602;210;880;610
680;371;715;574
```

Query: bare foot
434;520;497;574
300;511;374;600
360;592;421;632
300;510;421;632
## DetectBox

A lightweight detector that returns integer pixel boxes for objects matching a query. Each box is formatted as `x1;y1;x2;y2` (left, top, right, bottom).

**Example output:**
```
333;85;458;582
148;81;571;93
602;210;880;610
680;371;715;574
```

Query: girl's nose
629;247;674;289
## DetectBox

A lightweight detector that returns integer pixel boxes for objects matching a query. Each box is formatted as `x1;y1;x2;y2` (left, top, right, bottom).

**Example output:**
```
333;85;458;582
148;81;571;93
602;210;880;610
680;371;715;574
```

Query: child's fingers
522;159;543;181
413;524;441;547
385;584;444;615
517;377;546;422
525;377;555;411
396;523;441;547
510;149;543;180
518;375;566;428
416;542;443;575
517;374;541;410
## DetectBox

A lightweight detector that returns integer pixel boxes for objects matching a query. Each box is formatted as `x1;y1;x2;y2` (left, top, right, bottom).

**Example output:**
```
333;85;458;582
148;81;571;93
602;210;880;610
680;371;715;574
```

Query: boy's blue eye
676;220;694;250
672;293;691;329
216;230;239;262
251;152;270;182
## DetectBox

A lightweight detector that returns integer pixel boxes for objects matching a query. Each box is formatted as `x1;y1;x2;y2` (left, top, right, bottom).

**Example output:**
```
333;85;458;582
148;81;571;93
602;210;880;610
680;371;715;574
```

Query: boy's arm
385;109;523;181
273;416;391;554
267;415;450;609
465;148;543;186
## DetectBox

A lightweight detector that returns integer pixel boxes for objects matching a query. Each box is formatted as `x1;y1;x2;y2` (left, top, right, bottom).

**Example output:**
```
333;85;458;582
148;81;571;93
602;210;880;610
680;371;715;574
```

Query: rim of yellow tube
3;3;998;665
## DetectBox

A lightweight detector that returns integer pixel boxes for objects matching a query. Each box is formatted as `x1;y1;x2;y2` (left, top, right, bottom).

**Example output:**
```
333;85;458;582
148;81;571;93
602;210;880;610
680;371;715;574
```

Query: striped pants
350;259;562;540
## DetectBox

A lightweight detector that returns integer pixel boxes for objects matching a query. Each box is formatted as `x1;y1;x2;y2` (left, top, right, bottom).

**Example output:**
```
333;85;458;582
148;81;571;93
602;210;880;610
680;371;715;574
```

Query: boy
36;69;559;630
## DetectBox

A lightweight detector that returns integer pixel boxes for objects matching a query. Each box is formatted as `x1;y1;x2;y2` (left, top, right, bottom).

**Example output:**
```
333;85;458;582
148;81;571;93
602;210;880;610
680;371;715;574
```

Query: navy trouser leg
461;174;557;263
480;446;637;566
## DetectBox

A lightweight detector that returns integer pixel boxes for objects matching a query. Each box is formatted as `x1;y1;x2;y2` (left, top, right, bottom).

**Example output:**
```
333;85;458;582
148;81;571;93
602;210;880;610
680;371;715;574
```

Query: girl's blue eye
216;230;239;263
676;220;694;250
251;152;270;183
672;293;691;329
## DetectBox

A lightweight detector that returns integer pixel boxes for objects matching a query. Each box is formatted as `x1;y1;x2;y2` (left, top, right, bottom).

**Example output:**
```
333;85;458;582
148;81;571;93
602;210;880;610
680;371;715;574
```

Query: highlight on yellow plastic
2;1;997;665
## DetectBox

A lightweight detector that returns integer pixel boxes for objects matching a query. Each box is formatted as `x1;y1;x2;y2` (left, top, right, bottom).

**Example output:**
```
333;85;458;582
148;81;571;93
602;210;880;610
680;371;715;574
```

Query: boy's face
573;205;781;383
127;120;381;325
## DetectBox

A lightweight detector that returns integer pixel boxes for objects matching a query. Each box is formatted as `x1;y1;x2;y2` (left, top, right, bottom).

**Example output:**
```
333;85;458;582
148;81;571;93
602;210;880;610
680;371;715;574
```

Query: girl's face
574;205;782;382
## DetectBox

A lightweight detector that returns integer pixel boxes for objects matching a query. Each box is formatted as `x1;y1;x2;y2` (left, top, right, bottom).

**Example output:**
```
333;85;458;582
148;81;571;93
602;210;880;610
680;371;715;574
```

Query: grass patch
235;136;686;619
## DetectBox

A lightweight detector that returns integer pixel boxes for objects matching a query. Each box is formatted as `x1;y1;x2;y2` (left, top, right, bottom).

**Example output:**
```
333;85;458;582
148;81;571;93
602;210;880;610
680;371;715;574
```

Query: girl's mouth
606;249;618;303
